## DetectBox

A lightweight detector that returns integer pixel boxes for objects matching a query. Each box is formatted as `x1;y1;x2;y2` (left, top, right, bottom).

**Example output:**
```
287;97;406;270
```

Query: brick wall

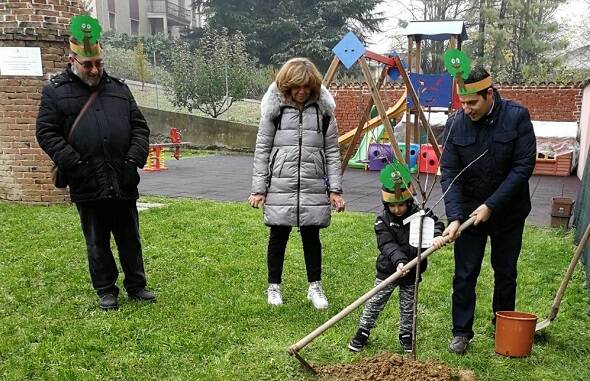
498;84;583;122
329;83;585;135
0;0;84;203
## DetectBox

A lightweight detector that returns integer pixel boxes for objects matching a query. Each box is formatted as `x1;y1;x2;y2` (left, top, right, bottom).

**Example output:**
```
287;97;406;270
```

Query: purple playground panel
367;143;420;173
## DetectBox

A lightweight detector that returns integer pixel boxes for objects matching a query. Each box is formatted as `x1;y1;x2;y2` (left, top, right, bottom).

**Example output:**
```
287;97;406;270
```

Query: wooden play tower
404;20;468;147
326;21;468;174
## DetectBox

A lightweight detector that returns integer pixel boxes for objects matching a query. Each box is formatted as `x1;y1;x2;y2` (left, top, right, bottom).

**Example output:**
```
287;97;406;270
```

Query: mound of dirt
316;352;476;381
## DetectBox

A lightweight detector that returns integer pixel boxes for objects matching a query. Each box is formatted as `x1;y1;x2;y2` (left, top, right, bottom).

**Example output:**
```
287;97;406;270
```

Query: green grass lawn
128;83;260;126
0;198;588;380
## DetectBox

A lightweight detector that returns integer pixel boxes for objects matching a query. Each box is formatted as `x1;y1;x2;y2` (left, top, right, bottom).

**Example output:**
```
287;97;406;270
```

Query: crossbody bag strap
66;90;99;143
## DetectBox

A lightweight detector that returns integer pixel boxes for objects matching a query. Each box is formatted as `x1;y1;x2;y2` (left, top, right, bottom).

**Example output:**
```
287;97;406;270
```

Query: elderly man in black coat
440;66;536;354
36;19;154;310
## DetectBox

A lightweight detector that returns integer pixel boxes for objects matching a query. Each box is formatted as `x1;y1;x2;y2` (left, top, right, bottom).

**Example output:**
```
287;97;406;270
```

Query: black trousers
267;226;322;284
75;200;147;296
452;219;525;339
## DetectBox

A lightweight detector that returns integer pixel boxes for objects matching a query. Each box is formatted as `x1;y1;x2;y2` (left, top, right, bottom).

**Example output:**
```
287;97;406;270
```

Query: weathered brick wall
0;0;84;203
329;83;585;135
498;84;583;122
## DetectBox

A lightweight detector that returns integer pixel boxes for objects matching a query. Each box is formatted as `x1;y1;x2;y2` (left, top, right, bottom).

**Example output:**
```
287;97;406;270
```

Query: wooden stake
449;35;457;49
358;58;405;165
341;66;389;172
394;56;441;158
415;38;422;74
322;56;340;87
407;36;414;74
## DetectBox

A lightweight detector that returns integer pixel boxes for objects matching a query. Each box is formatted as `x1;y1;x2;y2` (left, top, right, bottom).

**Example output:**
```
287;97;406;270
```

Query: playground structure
334;21;468;177
144;128;191;172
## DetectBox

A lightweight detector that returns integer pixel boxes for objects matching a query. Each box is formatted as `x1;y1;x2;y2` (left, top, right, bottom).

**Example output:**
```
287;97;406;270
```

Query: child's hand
397;263;409;277
443;220;461;241
431;236;447;250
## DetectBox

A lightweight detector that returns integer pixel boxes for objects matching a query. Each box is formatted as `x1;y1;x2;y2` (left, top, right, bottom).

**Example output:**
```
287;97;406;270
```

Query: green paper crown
380;162;411;190
70;15;102;56
443;49;471;79
443;49;484;96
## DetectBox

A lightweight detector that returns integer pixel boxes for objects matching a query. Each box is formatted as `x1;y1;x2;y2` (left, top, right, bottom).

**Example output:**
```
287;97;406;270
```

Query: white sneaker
267;283;283;306
307;281;329;310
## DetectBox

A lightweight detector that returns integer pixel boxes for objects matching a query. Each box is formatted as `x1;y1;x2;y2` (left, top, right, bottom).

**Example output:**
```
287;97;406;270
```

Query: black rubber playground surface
139;155;580;226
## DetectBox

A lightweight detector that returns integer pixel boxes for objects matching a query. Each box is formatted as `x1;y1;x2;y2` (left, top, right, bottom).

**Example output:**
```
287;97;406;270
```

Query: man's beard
71;64;102;87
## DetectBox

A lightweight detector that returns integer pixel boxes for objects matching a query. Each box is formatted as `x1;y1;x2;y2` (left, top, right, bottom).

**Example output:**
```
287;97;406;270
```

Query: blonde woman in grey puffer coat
248;57;345;310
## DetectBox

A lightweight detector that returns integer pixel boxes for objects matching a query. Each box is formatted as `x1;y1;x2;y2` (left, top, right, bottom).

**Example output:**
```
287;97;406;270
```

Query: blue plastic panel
407;73;453;108
332;31;366;69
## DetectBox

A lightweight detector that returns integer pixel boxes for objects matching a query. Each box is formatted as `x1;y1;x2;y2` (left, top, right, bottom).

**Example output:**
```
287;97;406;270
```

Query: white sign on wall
0;47;43;76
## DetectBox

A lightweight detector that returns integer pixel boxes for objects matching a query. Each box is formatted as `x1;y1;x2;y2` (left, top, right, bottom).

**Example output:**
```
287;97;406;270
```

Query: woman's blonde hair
275;57;323;102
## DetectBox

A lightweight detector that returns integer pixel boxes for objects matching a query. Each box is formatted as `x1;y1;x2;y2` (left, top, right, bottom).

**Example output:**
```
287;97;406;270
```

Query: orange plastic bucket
495;311;537;357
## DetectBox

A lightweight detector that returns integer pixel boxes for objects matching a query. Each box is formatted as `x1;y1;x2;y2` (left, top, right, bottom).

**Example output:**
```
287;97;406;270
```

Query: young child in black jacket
348;183;446;353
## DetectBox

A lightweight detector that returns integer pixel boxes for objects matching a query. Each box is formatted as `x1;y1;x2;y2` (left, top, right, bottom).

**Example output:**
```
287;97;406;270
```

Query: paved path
139;155;580;226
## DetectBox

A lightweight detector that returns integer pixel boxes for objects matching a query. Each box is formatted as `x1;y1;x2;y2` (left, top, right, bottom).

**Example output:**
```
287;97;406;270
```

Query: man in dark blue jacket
440;66;536;354
36;17;155;310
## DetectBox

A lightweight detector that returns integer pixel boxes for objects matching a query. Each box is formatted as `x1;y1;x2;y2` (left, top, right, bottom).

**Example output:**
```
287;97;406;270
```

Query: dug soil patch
316;352;475;381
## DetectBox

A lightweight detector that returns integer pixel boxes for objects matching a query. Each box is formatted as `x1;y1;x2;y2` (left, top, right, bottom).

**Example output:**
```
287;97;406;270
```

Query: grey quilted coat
251;82;343;227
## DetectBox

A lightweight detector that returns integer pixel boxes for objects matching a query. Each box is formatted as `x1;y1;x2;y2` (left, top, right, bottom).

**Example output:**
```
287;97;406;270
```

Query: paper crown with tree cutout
69;15;102;57
443;49;492;96
380;163;413;203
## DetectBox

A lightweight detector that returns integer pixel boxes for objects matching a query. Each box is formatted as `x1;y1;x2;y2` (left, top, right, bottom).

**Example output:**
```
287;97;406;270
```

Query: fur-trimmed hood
260;82;336;119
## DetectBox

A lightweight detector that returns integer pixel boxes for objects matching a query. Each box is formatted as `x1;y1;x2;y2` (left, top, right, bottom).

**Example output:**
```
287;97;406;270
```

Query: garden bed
317;352;475;381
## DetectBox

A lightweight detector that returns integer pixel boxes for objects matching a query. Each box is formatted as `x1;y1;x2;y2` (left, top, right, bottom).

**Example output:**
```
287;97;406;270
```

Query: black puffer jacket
375;204;445;284
36;66;149;203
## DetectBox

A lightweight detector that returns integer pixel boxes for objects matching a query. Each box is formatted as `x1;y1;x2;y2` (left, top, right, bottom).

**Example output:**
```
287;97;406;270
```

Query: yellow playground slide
338;92;407;145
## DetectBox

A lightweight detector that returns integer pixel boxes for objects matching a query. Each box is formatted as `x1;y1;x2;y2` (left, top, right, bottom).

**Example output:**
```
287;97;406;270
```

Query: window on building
109;13;116;31
129;0;139;20
130;0;139;35
108;0;116;31
131;20;139;36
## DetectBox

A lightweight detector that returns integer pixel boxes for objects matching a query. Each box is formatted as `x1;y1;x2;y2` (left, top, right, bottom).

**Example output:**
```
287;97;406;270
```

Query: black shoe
98;293;118;310
348;328;370;352
399;333;412;353
449;336;470;355
128;289;156;302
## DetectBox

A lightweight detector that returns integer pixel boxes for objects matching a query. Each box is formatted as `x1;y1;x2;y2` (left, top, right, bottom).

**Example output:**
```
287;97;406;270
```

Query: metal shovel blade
535;319;551;331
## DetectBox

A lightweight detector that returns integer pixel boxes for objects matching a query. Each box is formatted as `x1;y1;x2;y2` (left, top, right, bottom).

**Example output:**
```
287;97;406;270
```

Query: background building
90;0;195;38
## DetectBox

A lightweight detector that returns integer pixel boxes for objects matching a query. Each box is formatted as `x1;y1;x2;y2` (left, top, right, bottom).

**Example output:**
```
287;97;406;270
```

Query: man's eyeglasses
73;56;104;71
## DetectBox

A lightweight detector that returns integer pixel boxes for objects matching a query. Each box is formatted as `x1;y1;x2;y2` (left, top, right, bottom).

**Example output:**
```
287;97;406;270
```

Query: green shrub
103;46;170;85
167;27;256;118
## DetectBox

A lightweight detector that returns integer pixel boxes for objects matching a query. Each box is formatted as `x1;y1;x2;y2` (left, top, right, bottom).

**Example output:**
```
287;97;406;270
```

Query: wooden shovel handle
548;222;590;322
